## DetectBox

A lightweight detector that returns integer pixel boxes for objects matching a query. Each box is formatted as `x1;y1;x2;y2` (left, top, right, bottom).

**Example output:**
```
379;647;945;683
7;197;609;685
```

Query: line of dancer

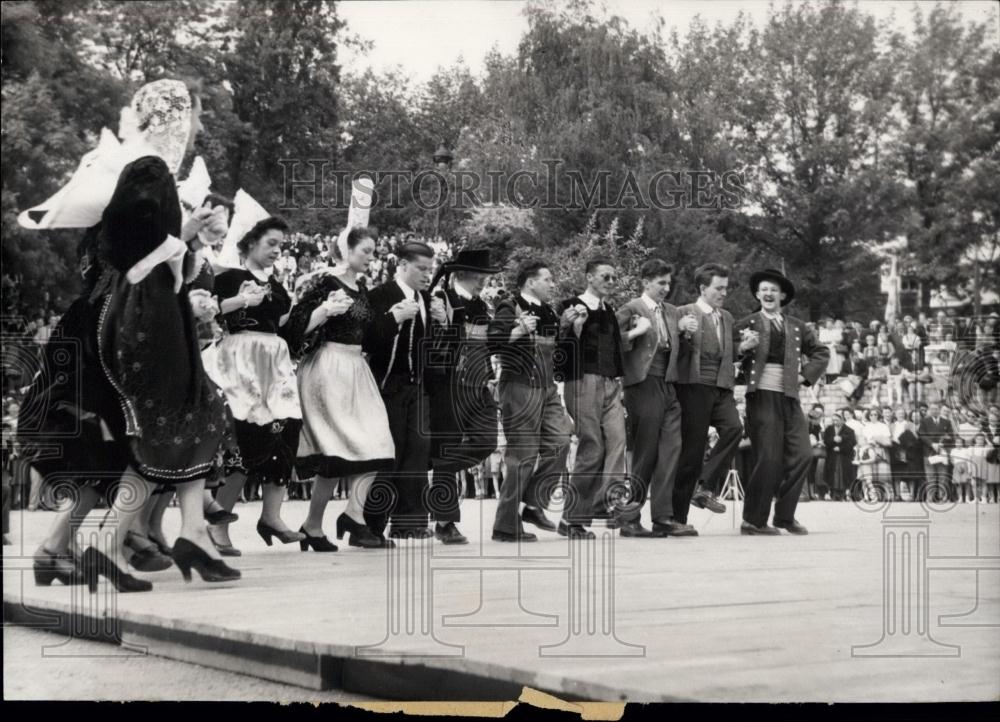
19;78;831;599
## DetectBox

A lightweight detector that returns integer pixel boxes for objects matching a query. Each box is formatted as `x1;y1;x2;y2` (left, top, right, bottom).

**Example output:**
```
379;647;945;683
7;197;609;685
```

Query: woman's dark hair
337;226;376;260
693;263;730;292
515;261;549;289
238;216;289;256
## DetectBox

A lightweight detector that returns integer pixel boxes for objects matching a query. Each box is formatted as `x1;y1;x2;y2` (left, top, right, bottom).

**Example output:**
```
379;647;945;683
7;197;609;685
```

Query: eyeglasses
597;273;617;282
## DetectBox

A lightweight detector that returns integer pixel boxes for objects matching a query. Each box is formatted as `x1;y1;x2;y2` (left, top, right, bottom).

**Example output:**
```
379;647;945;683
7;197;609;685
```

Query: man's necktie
711;310;723;347
655;306;669;348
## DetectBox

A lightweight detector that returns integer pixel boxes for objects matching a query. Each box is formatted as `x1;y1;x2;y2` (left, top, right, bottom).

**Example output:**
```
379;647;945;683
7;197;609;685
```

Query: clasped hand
322;289;354;317
390;299;420;324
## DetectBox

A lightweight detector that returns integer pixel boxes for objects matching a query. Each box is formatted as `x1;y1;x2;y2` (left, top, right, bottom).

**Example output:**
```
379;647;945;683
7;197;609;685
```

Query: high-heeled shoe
298;526;338;552
123;531;174;572
256;520;306;547
207;525;242;557
80;547;153;593
205;508;239;525
336;513;386;549
172;537;241;583
34;547;85;586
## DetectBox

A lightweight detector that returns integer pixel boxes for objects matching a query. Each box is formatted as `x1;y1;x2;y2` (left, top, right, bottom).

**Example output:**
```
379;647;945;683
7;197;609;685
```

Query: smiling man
735;269;829;535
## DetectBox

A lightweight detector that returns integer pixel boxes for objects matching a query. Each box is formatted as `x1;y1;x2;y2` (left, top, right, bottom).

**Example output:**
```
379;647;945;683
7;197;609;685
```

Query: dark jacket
675;302;737;389
615;297;681;387
842;354;869;378
428;285;493;389
363;279;435;391
556;295;625;382
918;416;954;458
736;311;829;399
488;294;563;387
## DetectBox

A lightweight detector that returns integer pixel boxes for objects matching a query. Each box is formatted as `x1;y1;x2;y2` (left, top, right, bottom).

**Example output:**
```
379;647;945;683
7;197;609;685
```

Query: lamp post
432;144;453;239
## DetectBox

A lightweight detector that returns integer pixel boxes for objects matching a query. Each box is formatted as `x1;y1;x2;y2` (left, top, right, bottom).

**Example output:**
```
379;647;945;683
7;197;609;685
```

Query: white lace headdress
121;79;192;175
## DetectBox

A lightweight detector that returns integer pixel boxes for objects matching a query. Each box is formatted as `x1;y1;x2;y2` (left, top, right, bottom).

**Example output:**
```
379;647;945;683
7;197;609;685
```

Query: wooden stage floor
4;498;999;702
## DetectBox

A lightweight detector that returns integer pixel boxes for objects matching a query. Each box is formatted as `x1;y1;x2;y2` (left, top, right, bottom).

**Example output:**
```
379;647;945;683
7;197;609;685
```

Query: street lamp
433;144;454;169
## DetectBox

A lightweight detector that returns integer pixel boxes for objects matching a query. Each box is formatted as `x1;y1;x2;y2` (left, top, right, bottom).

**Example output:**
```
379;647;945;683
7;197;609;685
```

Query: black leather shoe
652;520;699;537
205;508;239;525
34;547;85;586
492;527;537;542
124;531;174;572
773;518;809;535
388;527;433;540
81;547;153;593
335;513;384;549
618;519;653;537
256;520;306;547
435;522;469;545
740;521;781;536
298;527;339;552
691;491;726;514
521;506;556;532
557;521;595;539
172;538;241;583
207;526;242;557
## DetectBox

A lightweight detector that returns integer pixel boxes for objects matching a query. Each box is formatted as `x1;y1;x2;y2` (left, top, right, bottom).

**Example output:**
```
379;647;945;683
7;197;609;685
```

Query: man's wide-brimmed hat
431;248;500;289
750;268;796;306
441;249;500;274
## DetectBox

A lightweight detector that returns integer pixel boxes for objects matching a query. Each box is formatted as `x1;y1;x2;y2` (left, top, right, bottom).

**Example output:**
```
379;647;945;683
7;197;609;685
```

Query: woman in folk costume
85;79;239;589
23;226;132;588
284;226;396;550
125;191;232;569
22;81;222;590
201;216;305;553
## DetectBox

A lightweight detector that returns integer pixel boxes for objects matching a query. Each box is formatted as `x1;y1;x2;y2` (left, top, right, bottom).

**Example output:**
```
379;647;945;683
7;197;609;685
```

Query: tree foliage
2;0;996;322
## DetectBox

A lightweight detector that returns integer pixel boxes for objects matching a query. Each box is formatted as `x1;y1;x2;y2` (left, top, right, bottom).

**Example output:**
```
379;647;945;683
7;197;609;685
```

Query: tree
896;3;999;316
726;1;909;319
1;1;127;313
221;0;343;225
505;213;650;307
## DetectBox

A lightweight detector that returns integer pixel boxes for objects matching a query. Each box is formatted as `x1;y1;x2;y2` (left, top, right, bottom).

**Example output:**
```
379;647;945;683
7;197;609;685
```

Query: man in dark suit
364;241;444;539
735;269;829;535
672;263;751;536
615;259;697;537
557;257;628;539
918;401;954;501
425;249;501;545
488;261;575;542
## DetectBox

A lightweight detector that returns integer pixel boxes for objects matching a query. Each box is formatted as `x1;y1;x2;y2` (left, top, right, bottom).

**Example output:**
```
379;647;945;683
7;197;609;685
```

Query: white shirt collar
453;281;475;301
520;290;543;306
761;309;783;321
396;276;419;300
695;297;717;315
640;293;659;311
579;289;603;311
